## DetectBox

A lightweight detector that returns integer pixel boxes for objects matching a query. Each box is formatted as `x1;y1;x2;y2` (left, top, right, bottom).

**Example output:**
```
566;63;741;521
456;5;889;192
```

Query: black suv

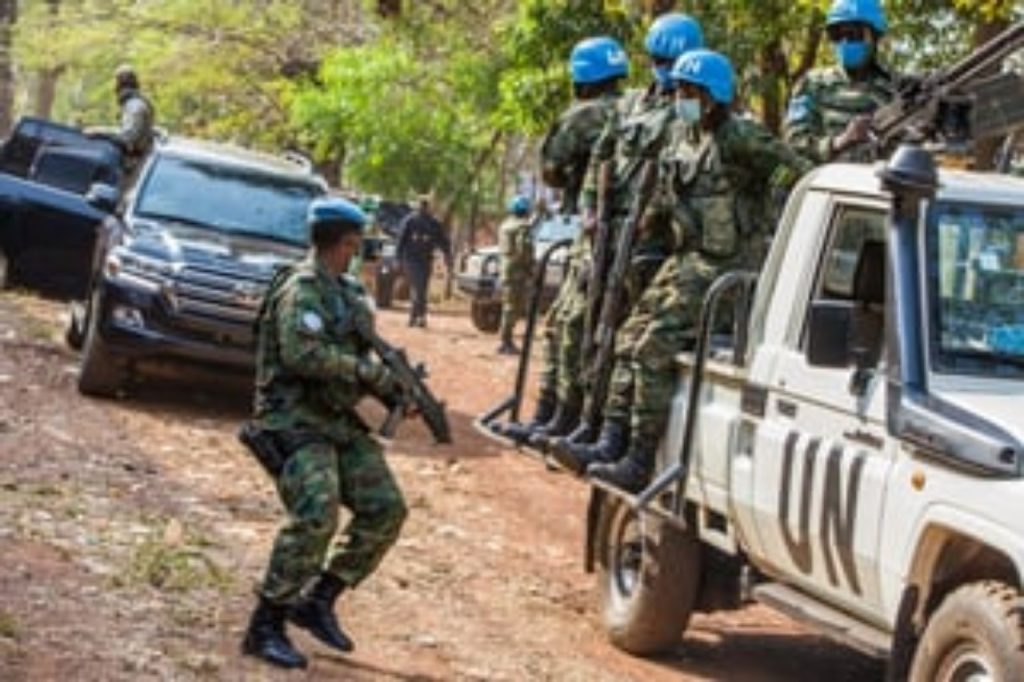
73;138;326;396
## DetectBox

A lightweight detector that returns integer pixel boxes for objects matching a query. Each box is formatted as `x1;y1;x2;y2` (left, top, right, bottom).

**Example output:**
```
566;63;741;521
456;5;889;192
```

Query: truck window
928;202;1024;379
818;206;887;300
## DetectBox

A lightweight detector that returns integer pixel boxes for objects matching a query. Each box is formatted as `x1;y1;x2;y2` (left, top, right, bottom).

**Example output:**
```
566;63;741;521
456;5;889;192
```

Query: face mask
653;65;674;88
834;41;870;70
674;98;702;124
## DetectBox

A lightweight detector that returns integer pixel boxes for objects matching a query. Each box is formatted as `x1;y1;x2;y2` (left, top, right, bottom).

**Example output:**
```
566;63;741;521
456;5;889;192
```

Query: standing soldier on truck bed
574;50;812;492
784;0;896;164
538;12;705;453
499;35;629;443
497;194;536;355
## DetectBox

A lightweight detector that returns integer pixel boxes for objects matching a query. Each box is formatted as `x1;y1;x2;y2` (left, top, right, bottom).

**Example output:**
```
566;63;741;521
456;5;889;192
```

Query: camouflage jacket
664;115;814;268
540;94;619;215
253;254;382;441
117;89;155;158
784;64;896;164
498;215;534;281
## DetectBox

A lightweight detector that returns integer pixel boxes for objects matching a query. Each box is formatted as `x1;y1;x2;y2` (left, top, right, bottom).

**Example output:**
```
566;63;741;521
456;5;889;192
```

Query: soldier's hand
357;359;399;395
834;115;872;153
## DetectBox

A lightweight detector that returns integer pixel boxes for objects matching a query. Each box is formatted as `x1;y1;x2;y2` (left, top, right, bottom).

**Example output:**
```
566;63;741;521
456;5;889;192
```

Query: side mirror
85;182;120;213
807;300;854;368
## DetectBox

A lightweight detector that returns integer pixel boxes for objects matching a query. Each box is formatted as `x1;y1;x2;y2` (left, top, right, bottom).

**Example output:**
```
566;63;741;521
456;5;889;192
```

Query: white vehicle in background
457;213;578;333
576;147;1024;681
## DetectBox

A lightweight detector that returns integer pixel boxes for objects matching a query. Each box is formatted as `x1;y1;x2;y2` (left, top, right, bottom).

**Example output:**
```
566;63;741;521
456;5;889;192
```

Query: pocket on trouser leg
692;195;738;260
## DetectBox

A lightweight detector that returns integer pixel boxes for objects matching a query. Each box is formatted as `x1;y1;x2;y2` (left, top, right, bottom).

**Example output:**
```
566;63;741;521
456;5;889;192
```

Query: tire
77;290;128;397
376;269;395;309
470;299;502;334
909;580;1024;682
0;250;10;290
596;496;701;655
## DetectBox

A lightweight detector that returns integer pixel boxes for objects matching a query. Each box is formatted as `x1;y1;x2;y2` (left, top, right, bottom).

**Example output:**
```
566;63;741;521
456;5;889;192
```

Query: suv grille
171;264;267;325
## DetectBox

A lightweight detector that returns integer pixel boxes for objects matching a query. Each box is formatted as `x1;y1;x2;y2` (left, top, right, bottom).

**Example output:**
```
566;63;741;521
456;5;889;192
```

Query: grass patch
115;530;233;593
0;610;20;640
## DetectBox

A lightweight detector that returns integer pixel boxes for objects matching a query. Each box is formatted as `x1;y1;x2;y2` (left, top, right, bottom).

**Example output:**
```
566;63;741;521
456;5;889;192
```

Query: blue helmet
507;194;531;216
307;197;367;230
826;0;888;35
671;49;736;105
645;13;704;60
570;36;629;85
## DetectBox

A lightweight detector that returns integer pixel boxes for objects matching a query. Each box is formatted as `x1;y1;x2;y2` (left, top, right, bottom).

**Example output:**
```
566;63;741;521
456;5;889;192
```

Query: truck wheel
909;581;1024;682
376;270;395;309
470;300;502;334
0;250;10;290
77;291;127;397
596;496;701;655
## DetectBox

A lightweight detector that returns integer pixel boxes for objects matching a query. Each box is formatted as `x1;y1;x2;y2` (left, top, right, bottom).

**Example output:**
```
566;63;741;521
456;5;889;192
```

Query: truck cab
582;148;1024;680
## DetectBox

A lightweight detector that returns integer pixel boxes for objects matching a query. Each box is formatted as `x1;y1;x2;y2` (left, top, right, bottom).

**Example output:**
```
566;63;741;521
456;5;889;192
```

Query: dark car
73;137;326;397
0;117;123;298
367;199;412;308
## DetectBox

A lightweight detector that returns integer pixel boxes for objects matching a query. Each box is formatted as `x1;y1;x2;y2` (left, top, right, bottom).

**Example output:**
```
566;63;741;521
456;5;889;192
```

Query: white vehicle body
589;156;1024;679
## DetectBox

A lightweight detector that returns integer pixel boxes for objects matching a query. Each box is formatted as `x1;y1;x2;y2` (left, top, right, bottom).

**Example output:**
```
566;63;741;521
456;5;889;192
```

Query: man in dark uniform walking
396;195;453;327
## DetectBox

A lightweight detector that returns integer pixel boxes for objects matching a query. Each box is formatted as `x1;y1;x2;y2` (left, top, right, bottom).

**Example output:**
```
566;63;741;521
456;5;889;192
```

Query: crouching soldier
240;198;408;669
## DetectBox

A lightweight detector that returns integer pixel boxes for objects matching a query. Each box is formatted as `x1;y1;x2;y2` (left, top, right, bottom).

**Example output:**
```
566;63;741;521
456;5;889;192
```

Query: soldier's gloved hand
357;359;399;396
833;115;873;154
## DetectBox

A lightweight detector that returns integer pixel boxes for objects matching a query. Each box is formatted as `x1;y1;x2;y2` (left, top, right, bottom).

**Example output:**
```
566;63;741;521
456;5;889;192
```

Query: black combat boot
550;420;628;475
242;596;308;669
527;403;580;450
498;392;556;444
289;573;354;653
587;437;653;494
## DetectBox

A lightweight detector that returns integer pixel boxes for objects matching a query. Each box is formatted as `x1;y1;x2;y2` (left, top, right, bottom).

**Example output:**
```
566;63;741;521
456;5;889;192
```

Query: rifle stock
582;161;614;361
584;159;659;425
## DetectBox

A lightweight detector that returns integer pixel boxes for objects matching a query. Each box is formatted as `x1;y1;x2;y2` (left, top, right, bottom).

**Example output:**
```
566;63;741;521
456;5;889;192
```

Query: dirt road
0;291;884;681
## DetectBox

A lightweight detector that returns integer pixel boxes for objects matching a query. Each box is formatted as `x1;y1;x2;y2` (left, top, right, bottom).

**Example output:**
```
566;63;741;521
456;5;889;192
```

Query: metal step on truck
478;145;1024;681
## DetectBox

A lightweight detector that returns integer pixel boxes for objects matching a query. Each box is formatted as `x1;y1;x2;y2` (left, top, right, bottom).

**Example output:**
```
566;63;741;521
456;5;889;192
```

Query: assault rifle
872;21;1024;155
582;159;659;429
581;160;614;362
354;317;453;444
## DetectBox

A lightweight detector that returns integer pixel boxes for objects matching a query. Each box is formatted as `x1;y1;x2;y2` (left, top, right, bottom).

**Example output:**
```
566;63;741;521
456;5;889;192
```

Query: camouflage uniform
497;214;534;342
253;255;407;604
116;88;155;174
534;94;619;411
784;65;896;164
604;116;812;450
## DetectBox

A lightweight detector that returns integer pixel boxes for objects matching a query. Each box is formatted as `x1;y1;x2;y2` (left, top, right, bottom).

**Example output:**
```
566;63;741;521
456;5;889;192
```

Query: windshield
134;155;322;245
929;201;1024;378
534;216;579;243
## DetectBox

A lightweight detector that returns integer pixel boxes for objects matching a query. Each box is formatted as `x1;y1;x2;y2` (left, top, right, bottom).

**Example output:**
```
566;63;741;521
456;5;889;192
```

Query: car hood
127;217;306;278
935;384;1024;446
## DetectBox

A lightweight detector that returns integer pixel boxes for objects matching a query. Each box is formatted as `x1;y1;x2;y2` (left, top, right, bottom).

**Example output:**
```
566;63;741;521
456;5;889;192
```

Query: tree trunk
34;68;60;119
970;17;1011;170
377;0;401;18
0;0;17;136
759;41;785;134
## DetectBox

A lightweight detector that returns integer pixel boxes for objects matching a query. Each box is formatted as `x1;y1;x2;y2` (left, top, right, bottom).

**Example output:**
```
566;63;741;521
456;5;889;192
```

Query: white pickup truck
584;146;1024;681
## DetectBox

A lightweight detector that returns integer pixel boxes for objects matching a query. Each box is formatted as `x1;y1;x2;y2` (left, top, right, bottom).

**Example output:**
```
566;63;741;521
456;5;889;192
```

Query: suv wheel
910;581;1024;682
77;290;128;397
65;299;88;350
470;299;502;334
596;496;701;655
0;250;10;290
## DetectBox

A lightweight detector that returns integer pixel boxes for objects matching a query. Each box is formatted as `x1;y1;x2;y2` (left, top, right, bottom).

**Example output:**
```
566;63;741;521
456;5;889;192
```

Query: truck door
748;200;893;621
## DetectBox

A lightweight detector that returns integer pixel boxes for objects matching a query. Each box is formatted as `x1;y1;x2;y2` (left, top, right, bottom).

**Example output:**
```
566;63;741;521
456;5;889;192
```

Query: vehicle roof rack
282;150;314;173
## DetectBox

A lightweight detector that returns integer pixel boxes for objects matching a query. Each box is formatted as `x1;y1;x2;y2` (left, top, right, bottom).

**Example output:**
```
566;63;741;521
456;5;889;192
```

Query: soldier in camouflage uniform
540;13;705;452
112;65;156;176
242;198;408;669
574;50;813;492
499;36;628;443
497;195;535;355
784;0;895;164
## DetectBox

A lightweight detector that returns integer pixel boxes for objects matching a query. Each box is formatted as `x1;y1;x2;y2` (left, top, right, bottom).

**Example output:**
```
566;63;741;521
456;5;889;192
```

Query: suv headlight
106;250;177;289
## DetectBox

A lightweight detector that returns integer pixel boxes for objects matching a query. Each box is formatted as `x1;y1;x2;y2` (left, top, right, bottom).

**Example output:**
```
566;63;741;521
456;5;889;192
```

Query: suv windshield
134;155;322;245
929;201;1024;378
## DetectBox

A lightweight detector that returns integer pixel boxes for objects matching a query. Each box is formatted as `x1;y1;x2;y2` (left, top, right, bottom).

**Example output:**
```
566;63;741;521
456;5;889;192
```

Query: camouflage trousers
260;430;407;604
603;252;727;444
537;238;590;410
499;272;531;340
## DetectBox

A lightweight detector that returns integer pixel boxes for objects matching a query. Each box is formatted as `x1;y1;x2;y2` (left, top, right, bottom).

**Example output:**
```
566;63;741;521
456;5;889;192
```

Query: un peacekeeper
563;50;813;492
241;198;408;669
784;0;895;164
396;196;453;328
534;12;705;450
112;64;156;174
497;195;535;355
499;36;628;443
